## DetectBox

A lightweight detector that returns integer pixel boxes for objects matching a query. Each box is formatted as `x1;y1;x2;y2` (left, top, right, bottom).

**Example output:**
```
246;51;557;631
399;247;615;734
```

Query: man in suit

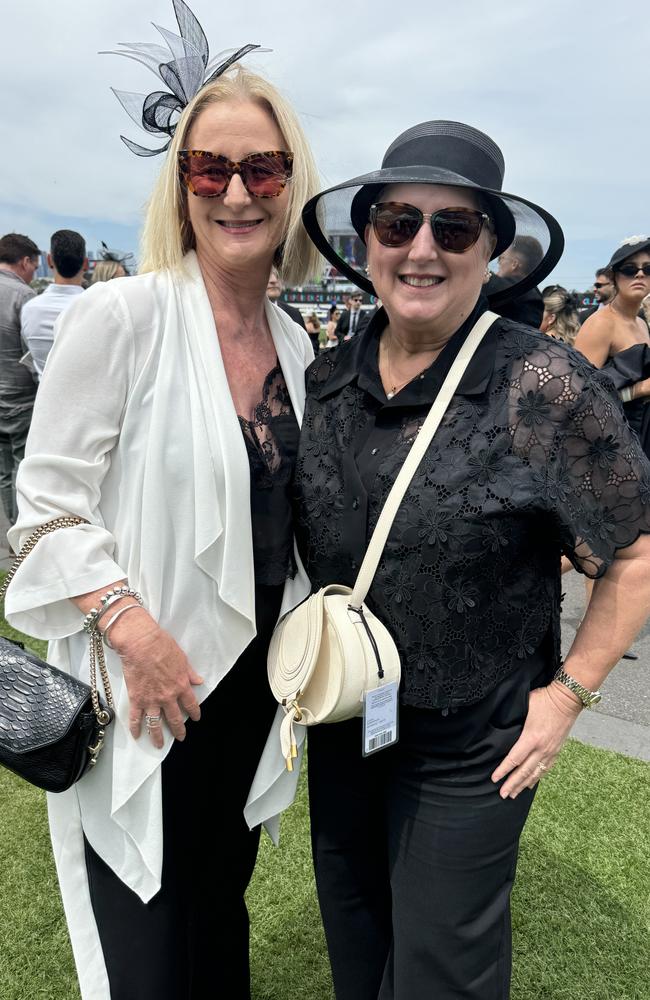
266;267;306;329
0;233;40;523
334;292;368;343
487;235;545;327
578;268;614;324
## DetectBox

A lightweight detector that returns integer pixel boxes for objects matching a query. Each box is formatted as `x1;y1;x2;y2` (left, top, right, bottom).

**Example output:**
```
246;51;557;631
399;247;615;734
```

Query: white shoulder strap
349;310;499;609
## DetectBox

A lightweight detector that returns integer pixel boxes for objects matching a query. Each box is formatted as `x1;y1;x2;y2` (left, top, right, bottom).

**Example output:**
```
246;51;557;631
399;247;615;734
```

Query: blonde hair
642;294;650;325
139;66;322;285
91;260;124;283
542;286;580;346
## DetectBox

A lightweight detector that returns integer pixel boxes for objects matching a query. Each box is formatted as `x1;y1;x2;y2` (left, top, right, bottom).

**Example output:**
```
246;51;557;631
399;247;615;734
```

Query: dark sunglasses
369;202;491;252
178;150;293;198
593;281;611;289
615;262;650;278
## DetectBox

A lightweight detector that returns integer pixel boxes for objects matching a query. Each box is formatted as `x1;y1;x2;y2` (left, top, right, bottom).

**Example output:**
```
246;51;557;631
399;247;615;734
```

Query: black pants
84;586;282;1000
308;662;544;1000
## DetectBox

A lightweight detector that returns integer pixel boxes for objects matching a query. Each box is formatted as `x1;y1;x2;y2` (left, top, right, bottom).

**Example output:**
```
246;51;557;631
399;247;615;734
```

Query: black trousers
84;586;282;1000
308;662;544;1000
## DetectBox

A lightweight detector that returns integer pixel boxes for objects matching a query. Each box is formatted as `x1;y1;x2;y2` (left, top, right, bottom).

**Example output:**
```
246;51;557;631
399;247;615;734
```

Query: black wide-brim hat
607;235;650;270
303;120;564;307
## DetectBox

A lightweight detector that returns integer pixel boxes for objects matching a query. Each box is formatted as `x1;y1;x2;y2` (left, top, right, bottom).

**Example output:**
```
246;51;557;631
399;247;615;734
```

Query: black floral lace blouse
239;365;299;587
293;300;650;711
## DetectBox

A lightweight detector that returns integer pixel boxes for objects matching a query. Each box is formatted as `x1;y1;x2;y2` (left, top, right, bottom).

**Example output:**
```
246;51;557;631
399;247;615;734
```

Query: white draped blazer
5;251;311;997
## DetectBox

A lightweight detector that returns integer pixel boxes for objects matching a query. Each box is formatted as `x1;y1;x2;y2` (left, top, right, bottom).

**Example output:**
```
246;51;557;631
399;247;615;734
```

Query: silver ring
537;761;549;772
145;714;162;728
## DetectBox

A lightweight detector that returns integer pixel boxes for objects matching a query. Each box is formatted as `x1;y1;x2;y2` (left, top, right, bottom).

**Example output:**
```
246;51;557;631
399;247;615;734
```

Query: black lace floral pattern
239;365;298;586
293;311;650;711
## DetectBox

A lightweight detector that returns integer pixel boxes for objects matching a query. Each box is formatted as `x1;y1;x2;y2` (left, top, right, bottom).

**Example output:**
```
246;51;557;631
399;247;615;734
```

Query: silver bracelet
619;386;633;404
82;585;143;633
102;603;147;650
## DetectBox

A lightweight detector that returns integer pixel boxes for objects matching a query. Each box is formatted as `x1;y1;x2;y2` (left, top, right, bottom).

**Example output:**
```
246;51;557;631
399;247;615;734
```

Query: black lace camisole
238;364;299;587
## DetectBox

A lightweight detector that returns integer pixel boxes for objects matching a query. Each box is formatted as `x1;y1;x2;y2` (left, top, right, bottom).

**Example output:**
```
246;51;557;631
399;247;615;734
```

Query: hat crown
382;120;505;192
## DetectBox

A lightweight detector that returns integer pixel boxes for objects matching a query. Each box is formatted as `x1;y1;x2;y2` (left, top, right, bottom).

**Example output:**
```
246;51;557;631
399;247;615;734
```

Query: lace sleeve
523;350;650;578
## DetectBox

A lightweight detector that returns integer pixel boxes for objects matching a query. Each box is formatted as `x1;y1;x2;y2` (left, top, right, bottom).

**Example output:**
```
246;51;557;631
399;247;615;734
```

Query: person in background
266;265;306;329
4;27;320;999
325;304;341;347
540;285;580;346
334;291;366;342
575;236;650;460
0;232;39;524
488;234;544;327
21;230;87;380
578;267;614;324
304;311;322;353
641;295;650;327
91;259;126;283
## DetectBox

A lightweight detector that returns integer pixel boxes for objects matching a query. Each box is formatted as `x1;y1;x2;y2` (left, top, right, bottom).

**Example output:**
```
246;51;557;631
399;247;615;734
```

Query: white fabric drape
5;252;311;997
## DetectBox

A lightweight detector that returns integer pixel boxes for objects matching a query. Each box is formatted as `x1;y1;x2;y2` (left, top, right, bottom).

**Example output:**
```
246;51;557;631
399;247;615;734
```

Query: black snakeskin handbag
0;518;114;793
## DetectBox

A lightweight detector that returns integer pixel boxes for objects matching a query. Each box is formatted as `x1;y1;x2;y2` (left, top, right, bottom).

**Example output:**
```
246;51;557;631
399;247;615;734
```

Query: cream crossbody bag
267;311;499;768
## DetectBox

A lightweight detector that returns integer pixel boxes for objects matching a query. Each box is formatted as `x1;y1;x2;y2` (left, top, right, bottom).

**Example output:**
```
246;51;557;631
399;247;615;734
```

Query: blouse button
371;447;379;456
352;497;360;510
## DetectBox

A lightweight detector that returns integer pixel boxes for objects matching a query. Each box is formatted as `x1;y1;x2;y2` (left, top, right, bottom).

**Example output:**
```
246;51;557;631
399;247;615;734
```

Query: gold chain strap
1;516;115;730
0;516;89;603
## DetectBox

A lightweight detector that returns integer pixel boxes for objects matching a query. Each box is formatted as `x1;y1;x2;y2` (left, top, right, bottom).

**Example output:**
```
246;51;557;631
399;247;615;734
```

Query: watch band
553;669;602;708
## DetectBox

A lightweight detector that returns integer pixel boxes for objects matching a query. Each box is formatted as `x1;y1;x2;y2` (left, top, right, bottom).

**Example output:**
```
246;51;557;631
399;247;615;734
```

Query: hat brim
608;238;650;269
303;168;564;308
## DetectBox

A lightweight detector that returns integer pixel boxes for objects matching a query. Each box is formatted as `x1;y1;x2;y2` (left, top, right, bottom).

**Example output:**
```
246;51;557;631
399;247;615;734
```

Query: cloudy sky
1;0;647;291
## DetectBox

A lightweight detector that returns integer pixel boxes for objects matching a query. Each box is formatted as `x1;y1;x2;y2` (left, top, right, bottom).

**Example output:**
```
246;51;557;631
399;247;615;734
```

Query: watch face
587;692;602;707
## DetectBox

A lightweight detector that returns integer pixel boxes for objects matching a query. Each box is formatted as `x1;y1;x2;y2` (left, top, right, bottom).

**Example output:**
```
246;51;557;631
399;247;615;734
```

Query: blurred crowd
1;226;649;527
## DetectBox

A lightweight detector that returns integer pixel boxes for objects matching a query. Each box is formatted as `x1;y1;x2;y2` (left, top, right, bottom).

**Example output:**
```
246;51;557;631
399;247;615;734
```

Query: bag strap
349;311;499;609
0;516;89;604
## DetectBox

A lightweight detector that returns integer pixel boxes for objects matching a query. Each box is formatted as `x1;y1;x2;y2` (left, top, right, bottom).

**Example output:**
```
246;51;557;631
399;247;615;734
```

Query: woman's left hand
491;683;583;799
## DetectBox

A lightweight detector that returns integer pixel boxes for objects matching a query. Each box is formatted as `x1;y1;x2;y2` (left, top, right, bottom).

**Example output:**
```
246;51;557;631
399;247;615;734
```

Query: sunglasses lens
180;151;292;198
370;204;485;253
182;154;229;197
241;152;292;197
432;210;483;253
618;263;650;277
371;204;422;246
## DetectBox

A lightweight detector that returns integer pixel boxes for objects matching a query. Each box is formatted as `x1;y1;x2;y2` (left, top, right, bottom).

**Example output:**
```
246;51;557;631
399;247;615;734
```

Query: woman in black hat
575;236;650;458
293;122;650;999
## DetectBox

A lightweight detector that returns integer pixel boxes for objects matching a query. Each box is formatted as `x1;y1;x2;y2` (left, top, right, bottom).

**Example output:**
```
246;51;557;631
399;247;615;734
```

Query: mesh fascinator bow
99;241;134;266
101;0;266;156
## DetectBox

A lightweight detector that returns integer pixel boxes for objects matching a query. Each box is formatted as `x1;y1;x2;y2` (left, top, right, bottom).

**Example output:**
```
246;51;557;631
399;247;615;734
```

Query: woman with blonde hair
4;4;320;998
540;284;580;345
90;259;126;283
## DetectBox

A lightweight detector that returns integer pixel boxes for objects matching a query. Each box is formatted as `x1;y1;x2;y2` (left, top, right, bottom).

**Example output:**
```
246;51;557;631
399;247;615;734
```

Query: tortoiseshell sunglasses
178;150;294;198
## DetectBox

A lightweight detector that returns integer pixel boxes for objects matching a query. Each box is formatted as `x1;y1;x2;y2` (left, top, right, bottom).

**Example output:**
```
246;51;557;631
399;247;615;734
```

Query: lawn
1;619;649;998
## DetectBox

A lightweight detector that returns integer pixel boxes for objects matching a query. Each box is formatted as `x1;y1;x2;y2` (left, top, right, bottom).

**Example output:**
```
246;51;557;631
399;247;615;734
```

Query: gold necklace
383;335;434;399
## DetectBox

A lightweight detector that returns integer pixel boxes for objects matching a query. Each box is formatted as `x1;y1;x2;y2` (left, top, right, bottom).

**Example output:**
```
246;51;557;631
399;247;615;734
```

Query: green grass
1;608;649;999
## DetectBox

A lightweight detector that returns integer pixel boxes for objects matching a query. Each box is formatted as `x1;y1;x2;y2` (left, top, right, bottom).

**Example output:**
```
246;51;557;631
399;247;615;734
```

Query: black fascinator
99;241;134;267
101;0;266;156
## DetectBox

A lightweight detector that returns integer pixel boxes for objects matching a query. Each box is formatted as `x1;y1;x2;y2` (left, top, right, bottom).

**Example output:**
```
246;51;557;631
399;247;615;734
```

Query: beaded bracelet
82;585;143;634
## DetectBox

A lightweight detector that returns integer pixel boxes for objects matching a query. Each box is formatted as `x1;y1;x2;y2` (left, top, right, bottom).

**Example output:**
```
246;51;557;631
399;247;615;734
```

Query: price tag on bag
362;681;399;757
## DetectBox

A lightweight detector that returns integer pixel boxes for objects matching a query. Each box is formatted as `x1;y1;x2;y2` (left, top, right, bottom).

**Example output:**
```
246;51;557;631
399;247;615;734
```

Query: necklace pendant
386;390;395;400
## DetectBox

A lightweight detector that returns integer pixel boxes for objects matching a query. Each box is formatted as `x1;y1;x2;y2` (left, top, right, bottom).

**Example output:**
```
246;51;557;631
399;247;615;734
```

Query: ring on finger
145;713;163;735
536;760;549;773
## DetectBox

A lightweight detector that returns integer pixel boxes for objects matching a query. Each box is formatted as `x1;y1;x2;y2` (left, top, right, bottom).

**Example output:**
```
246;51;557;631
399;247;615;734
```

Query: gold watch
553;669;602;709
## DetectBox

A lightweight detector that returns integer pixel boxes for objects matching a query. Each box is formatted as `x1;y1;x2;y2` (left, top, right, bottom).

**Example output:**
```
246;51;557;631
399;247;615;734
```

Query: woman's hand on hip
108;609;204;748
491;683;583;799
